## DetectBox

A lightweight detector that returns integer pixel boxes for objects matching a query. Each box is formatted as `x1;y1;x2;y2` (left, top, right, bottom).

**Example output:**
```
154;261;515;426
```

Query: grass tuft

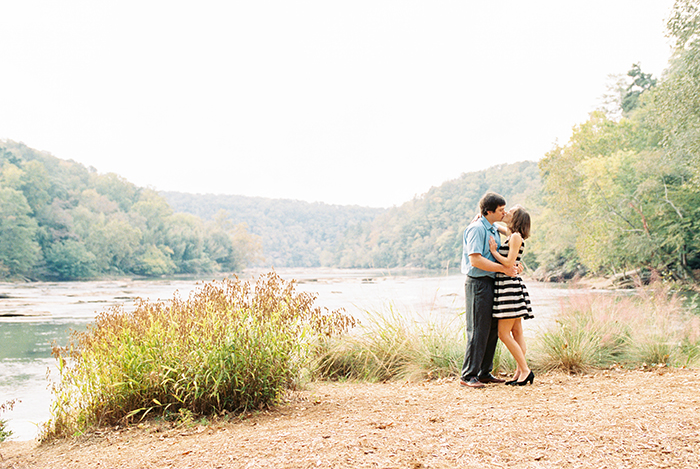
312;306;463;382
40;276;700;441
532;282;700;373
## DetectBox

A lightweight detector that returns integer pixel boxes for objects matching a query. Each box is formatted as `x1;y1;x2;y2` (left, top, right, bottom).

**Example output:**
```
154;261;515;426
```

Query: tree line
0;141;261;280
164;162;540;272
161;192;383;268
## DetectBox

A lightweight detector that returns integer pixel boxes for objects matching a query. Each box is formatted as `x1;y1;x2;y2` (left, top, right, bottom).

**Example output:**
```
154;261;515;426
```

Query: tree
43;239;98;280
537;110;661;276
621;63;658;114
165;213;213;273
0;187;41;277
85;215;142;273
332;161;541;270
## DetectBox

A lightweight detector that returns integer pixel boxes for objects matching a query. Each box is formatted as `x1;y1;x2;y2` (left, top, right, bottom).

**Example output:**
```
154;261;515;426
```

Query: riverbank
2;368;699;468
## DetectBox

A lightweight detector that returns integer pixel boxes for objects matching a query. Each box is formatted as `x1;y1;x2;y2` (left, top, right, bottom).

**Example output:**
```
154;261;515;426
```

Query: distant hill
162;160;541;270
332;160;541;270
161;192;385;267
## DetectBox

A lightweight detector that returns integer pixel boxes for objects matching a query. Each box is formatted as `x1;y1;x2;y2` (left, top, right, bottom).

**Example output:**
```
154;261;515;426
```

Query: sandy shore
2;368;699;468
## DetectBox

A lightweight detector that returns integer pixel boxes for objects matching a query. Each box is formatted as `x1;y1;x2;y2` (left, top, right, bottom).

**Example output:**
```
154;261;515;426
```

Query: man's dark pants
461;275;499;381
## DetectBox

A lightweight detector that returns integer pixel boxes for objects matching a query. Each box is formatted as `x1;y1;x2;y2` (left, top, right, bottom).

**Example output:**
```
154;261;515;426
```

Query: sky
0;1;676;208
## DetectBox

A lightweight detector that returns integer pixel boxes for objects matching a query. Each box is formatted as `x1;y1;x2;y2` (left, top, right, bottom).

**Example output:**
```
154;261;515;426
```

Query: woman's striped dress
493;237;534;320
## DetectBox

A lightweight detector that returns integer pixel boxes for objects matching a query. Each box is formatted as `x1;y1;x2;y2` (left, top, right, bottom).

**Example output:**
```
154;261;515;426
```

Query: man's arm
469;253;518;277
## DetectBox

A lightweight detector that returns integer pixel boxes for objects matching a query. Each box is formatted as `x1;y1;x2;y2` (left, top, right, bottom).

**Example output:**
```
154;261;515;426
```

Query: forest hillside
0;141;260;280
161;192;384;268
162;160;541;271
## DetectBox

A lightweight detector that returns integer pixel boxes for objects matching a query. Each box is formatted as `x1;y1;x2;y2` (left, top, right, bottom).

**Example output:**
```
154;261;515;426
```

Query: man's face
502;207;516;224
485;205;506;223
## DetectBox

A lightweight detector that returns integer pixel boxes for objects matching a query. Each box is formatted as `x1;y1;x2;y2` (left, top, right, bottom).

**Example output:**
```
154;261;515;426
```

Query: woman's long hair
508;208;531;240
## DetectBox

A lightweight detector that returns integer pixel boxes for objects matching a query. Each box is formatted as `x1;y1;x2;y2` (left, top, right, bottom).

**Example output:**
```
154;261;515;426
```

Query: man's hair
508;207;531;240
479;192;506;216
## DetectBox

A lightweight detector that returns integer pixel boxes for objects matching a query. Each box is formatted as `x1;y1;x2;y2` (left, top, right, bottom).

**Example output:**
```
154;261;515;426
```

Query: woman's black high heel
505;372;521;385
514;371;534;386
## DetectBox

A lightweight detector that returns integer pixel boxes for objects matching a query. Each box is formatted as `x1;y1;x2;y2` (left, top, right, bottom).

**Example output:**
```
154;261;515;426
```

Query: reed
41;274;699;440
43;272;355;440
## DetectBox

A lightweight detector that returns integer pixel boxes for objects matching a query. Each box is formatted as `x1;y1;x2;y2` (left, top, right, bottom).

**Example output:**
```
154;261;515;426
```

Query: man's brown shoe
459;377;485;388
479;374;505;384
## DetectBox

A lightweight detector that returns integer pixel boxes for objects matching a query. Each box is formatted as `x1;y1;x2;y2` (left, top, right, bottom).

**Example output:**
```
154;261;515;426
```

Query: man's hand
515;262;524;275
502;264;518;277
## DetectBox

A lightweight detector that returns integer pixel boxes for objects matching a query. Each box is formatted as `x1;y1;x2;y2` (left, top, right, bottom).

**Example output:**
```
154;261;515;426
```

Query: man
460;192;519;388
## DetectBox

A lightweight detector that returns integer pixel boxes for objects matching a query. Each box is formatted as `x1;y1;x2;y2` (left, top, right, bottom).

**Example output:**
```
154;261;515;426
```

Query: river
1;268;578;441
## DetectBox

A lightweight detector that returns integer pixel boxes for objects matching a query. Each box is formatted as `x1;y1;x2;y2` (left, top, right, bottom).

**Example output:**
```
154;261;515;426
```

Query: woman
489;206;534;386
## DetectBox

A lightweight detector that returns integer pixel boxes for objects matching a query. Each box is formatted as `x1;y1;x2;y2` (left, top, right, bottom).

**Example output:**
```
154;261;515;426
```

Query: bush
43;271;355;439
533;292;631;373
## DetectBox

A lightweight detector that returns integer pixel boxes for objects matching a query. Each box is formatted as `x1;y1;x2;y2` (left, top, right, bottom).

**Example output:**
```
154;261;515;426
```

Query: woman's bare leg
511;318;527;356
498;318;530;379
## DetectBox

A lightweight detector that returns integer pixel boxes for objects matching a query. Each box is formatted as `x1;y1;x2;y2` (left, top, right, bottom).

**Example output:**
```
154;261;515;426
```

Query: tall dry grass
532;282;700;373
313;306;464;382
313;282;700;382
43;272;355;440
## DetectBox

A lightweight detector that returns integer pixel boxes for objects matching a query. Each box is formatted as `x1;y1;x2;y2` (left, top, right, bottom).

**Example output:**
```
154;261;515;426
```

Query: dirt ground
2;368;700;468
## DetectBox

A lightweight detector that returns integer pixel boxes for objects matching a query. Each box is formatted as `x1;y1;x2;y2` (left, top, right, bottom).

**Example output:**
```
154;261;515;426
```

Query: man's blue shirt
460;217;500;278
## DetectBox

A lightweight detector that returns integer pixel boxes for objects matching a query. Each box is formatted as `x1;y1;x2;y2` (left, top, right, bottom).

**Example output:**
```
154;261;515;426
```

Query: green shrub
43;271;355;439
624;286;700;367
535;321;613;374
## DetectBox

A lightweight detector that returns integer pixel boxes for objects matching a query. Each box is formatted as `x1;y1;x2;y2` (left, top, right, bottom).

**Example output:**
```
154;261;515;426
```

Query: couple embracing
459;192;534;389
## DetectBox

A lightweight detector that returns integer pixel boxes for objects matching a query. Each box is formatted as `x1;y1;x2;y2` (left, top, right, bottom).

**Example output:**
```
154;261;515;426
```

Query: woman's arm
489;233;523;268
494;223;509;236
469;253;519;277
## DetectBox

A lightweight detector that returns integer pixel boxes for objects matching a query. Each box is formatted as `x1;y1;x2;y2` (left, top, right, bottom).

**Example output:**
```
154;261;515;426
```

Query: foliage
43;239;98;280
0;419;10;442
313;283;700;384
621;63;658;114
537;6;700;280
0;140;262;280
534;292;631;374
0;187;41;277
43;271;356;439
4;1;700;281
